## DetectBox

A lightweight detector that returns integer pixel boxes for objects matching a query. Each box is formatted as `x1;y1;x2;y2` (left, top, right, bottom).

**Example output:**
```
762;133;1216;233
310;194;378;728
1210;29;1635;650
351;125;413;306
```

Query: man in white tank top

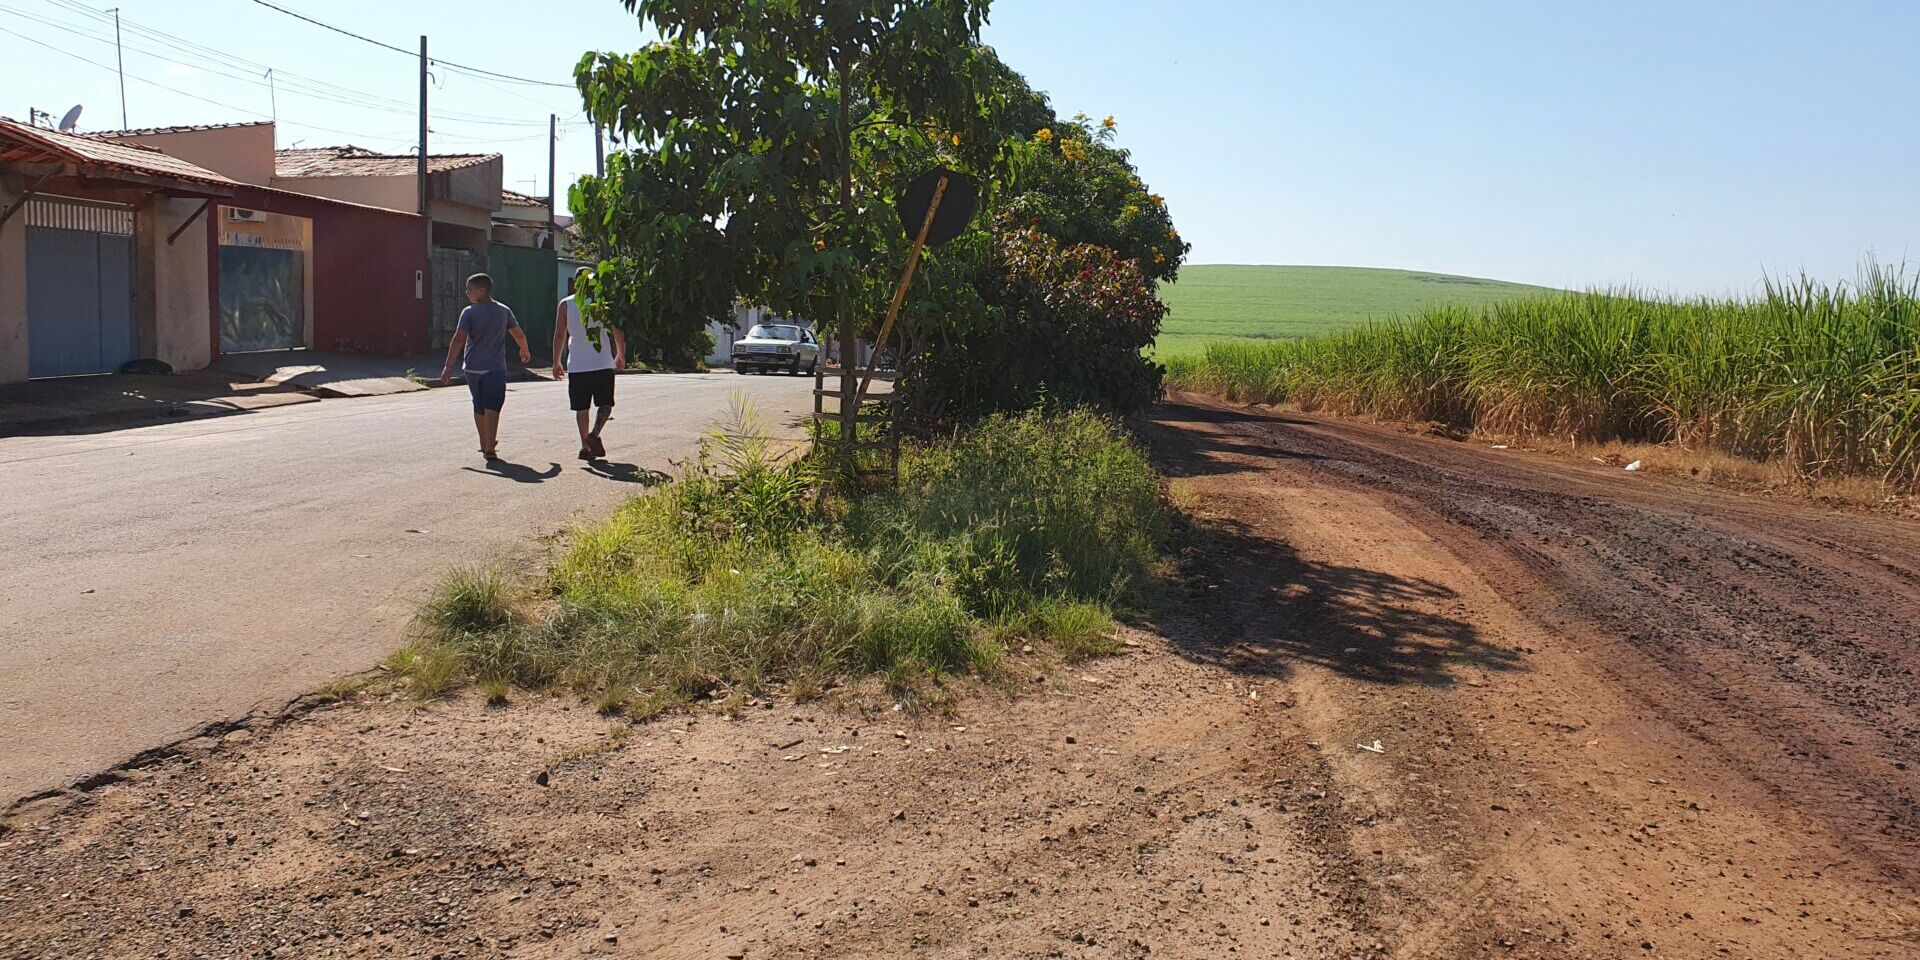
551;268;625;460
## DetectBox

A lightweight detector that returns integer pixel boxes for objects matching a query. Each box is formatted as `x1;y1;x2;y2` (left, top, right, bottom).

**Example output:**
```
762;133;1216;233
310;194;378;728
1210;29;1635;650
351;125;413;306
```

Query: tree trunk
836;59;858;459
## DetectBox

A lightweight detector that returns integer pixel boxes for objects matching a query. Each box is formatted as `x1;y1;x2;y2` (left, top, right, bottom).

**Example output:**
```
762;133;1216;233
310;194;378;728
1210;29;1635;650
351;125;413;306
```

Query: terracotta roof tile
0;117;238;188
99;120;273;138
274;145;498;179
500;188;547;208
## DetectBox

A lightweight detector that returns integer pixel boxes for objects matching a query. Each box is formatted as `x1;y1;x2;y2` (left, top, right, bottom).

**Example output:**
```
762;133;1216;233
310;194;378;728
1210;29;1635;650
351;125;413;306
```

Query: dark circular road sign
897;168;979;247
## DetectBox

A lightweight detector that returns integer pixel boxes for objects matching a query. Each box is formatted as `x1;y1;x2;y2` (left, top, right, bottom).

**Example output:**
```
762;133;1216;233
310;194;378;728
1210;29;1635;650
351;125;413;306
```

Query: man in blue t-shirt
439;272;531;461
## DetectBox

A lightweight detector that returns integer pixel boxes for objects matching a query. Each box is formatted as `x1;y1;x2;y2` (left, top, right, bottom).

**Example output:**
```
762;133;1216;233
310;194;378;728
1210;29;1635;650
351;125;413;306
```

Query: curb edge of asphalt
0;670;381;829
0;392;324;439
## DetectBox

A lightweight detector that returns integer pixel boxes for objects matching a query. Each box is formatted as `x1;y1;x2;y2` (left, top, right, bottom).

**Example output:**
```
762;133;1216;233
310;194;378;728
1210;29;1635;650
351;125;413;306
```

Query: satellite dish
57;105;82;133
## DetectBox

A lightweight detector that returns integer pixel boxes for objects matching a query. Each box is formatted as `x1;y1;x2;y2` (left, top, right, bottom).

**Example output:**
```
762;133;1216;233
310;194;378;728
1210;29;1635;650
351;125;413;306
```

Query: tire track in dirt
1151;396;1920;957
1161;397;1920;884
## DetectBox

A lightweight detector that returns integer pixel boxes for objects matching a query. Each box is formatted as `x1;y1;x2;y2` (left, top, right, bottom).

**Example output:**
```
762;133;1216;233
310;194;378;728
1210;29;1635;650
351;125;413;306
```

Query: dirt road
2;397;1916;959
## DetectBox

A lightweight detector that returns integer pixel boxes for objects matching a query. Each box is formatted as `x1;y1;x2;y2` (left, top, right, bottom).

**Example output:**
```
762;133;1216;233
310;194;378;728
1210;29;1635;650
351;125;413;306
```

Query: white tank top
562;296;617;373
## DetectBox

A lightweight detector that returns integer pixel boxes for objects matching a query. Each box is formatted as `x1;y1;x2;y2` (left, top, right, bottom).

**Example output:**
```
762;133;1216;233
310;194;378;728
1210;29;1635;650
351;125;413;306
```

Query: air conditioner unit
226;207;269;223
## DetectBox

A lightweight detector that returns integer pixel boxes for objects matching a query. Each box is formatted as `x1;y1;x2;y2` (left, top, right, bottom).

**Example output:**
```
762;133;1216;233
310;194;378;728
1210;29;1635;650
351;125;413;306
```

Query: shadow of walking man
462;460;563;484
582;461;670;486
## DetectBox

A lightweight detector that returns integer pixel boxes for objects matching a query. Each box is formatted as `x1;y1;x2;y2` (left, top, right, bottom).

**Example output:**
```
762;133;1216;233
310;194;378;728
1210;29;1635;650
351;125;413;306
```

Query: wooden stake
854;173;949;408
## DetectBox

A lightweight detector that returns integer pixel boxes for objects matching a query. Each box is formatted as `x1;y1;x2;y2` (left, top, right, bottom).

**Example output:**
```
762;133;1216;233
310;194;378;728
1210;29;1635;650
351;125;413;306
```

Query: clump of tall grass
392;402;1170;711
1164;264;1920;488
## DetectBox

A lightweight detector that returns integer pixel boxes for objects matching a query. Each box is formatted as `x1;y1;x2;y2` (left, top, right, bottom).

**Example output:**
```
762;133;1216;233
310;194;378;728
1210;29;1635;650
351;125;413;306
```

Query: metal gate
430;247;484;349
25;197;136;378
489;243;557;358
218;246;306;353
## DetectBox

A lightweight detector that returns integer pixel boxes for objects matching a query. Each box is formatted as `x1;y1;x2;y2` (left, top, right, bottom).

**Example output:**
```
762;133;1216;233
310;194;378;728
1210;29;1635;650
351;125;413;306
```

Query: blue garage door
25;197;137;379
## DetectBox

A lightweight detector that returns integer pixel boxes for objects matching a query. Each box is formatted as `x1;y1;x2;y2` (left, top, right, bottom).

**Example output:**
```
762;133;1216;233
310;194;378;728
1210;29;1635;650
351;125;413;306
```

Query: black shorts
567;369;616;411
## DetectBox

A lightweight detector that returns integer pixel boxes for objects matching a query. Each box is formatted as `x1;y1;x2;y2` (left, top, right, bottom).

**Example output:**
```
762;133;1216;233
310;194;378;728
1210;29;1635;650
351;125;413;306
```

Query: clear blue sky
5;1;1915;294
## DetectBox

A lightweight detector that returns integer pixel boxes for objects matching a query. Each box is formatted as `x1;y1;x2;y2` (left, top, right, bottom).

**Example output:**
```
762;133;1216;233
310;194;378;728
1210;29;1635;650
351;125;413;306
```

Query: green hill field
1155;265;1555;358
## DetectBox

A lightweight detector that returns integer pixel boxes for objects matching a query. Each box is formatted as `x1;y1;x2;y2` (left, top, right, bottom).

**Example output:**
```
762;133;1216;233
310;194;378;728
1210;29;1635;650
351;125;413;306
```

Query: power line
15;1;568;129
0;24;414;145
246;0;575;89
2;2;597;191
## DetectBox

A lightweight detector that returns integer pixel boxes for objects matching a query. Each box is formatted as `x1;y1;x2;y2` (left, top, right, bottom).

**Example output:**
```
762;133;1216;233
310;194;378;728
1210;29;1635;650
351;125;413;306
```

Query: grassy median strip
389;404;1170;714
1164;266;1920;488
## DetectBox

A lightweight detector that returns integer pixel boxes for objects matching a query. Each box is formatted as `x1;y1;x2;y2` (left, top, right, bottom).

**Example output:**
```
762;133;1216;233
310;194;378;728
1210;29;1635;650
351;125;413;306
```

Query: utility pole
419;36;431;331
264;69;277;129
108;7;126;127
594;123;604;178
547;113;557;244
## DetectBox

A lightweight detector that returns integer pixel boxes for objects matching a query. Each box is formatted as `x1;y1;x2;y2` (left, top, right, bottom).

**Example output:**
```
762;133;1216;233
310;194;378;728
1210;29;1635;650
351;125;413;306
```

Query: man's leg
588;371;615;457
591;405;613;438
575;410;593;455
479;410;501;455
479;372;506;456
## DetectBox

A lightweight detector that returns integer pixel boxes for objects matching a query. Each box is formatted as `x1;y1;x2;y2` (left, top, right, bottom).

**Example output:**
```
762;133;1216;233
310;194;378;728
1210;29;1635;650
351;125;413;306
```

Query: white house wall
145;197;214;371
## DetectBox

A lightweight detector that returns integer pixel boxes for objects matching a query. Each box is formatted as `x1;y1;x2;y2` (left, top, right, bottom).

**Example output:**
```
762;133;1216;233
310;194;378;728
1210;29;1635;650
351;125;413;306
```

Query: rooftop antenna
106;7;126;127
57;104;83;133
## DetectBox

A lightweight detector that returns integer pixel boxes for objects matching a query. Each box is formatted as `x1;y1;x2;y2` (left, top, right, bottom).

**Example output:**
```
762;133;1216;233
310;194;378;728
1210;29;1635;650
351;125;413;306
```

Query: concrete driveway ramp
219;350;429;398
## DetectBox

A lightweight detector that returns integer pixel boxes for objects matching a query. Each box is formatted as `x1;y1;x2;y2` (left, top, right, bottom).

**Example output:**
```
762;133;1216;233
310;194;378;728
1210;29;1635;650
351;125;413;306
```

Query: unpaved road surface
2;397;1916;959
0;374;811;808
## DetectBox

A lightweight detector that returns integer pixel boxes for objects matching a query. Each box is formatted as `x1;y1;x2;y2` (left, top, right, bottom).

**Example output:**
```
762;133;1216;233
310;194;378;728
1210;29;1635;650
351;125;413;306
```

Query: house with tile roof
0;117;241;381
0;118;446;382
102;123;514;350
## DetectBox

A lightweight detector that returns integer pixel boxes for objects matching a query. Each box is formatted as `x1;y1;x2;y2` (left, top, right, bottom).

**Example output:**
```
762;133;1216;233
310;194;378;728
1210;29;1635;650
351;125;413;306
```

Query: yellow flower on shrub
1035;127;1054;143
1102;115;1116;129
1149;194;1165;208
1061;140;1087;162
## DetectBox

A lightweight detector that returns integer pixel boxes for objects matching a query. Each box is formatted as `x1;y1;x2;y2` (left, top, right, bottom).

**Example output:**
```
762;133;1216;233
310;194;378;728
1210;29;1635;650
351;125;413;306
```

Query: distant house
269;145;505;346
272;145;500;251
0;118;239;381
0;117;449;383
101;122;435;358
492;189;551;249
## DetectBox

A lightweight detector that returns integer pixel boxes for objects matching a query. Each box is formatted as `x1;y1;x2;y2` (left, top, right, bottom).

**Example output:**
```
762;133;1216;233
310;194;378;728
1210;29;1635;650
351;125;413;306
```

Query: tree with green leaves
570;0;1008;383
891;110;1190;429
571;1;1187;431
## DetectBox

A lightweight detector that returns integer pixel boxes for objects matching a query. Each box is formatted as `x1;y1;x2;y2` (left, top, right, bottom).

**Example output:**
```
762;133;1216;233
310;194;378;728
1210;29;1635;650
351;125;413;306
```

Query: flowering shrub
892;106;1185;431
898;222;1168;429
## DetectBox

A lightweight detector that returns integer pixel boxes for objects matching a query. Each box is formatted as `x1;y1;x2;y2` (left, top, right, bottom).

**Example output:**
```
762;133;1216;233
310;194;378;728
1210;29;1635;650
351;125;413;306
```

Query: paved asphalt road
0;373;814;806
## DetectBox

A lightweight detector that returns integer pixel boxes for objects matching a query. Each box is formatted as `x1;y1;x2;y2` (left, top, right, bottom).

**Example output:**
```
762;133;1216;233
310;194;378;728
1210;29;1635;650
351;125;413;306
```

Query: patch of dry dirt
3;398;1917;959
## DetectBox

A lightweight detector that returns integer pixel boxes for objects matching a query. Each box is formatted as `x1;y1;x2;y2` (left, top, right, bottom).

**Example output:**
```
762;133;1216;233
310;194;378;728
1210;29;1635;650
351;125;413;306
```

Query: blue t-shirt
455;300;520;373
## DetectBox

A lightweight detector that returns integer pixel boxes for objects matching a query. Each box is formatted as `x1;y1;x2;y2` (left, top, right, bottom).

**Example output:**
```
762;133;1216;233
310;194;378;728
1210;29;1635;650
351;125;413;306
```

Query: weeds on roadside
390;402;1171;713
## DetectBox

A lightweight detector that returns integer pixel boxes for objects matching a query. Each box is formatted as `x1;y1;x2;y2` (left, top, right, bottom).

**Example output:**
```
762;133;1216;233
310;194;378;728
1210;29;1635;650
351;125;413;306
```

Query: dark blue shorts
466;369;507;413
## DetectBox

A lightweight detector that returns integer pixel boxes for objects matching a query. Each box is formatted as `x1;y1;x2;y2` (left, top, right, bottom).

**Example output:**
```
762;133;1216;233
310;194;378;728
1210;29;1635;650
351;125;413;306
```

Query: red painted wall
217;186;428;357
